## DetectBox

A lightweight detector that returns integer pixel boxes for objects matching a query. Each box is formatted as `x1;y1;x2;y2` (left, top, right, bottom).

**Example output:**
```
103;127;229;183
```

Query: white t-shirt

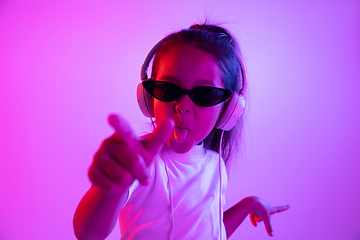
119;144;228;240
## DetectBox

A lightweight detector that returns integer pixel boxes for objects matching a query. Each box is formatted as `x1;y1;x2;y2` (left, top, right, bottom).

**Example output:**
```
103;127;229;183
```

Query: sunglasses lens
191;87;232;106
143;80;232;106
143;81;179;102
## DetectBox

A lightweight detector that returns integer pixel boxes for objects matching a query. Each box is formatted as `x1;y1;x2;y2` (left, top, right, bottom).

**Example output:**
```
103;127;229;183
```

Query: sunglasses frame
142;80;233;107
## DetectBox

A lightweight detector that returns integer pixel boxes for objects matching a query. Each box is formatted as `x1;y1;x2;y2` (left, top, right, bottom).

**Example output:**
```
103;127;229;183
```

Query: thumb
142;118;174;156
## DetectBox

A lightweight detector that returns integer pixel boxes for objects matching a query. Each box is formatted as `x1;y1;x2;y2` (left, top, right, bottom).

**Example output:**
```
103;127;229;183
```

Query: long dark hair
151;23;246;165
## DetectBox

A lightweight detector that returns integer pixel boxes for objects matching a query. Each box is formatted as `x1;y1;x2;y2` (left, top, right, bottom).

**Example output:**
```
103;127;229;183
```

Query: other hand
249;197;290;236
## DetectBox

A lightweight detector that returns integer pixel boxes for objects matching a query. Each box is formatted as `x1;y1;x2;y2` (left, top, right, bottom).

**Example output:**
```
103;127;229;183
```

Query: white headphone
137;39;247;131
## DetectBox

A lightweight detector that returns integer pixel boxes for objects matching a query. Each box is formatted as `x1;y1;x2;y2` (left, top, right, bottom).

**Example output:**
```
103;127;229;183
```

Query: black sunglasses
142;80;233;107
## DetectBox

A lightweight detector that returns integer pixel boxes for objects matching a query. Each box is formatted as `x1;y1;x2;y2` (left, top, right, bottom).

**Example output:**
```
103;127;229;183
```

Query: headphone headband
141;39;164;80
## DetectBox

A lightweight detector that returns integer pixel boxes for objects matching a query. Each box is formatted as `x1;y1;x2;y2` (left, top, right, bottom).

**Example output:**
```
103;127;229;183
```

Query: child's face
153;44;224;154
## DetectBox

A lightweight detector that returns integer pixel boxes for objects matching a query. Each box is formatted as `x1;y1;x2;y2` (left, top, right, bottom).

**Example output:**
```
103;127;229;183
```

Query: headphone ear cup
137;83;154;118
216;92;245;131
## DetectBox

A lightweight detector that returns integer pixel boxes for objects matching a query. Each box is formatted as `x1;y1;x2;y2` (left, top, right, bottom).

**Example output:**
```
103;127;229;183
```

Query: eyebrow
157;75;177;82
157;75;218;87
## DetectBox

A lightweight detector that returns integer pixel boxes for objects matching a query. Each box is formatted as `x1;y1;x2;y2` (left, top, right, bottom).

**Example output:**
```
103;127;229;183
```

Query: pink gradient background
1;0;359;239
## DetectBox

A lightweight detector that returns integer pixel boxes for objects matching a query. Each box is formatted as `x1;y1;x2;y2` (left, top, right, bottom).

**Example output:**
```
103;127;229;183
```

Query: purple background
1;0;359;239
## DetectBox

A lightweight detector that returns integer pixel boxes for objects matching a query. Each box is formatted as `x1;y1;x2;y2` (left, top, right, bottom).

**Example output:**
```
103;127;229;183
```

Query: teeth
174;128;189;143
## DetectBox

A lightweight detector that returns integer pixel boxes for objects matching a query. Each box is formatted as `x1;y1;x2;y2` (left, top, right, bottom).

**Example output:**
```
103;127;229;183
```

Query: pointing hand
88;114;174;195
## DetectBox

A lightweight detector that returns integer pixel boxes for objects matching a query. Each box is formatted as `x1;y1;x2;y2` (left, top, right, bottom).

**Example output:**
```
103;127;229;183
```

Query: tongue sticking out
173;128;189;143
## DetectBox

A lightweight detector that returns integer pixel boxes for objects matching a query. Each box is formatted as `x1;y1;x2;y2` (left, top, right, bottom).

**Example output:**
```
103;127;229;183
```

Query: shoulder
204;148;220;158
203;148;223;165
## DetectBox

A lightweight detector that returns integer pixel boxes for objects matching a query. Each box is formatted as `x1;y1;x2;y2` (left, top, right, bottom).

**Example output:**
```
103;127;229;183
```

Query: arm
223;196;290;238
73;115;174;240
73;186;128;240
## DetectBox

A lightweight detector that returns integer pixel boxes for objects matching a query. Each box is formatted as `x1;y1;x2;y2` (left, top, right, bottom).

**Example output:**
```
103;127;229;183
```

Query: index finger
108;114;138;149
108;114;150;184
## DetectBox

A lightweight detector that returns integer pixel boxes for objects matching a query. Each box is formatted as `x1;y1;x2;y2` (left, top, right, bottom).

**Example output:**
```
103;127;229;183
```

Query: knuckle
104;183;119;194
117;172;135;187
93;151;106;163
88;167;102;186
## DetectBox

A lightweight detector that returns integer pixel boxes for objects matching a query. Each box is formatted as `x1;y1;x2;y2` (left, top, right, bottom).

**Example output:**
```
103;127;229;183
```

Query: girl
73;24;289;240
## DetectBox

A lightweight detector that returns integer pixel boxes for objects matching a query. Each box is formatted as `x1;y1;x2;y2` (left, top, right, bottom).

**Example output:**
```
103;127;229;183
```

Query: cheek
153;99;174;123
217;102;226;121
209;103;224;122
197;106;223;132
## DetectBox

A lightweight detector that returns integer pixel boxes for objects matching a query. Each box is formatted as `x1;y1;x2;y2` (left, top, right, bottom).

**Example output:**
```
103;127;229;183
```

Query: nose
175;94;192;114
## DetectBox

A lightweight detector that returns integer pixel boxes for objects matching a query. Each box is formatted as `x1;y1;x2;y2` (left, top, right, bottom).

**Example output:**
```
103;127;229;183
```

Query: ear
137;82;154;117
215;92;245;131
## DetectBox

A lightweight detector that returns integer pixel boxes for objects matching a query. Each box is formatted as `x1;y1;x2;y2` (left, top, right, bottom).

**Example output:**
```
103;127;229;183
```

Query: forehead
155;44;223;87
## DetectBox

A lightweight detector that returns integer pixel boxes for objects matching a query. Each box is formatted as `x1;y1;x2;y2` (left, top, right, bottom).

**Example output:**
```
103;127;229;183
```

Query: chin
166;139;195;154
